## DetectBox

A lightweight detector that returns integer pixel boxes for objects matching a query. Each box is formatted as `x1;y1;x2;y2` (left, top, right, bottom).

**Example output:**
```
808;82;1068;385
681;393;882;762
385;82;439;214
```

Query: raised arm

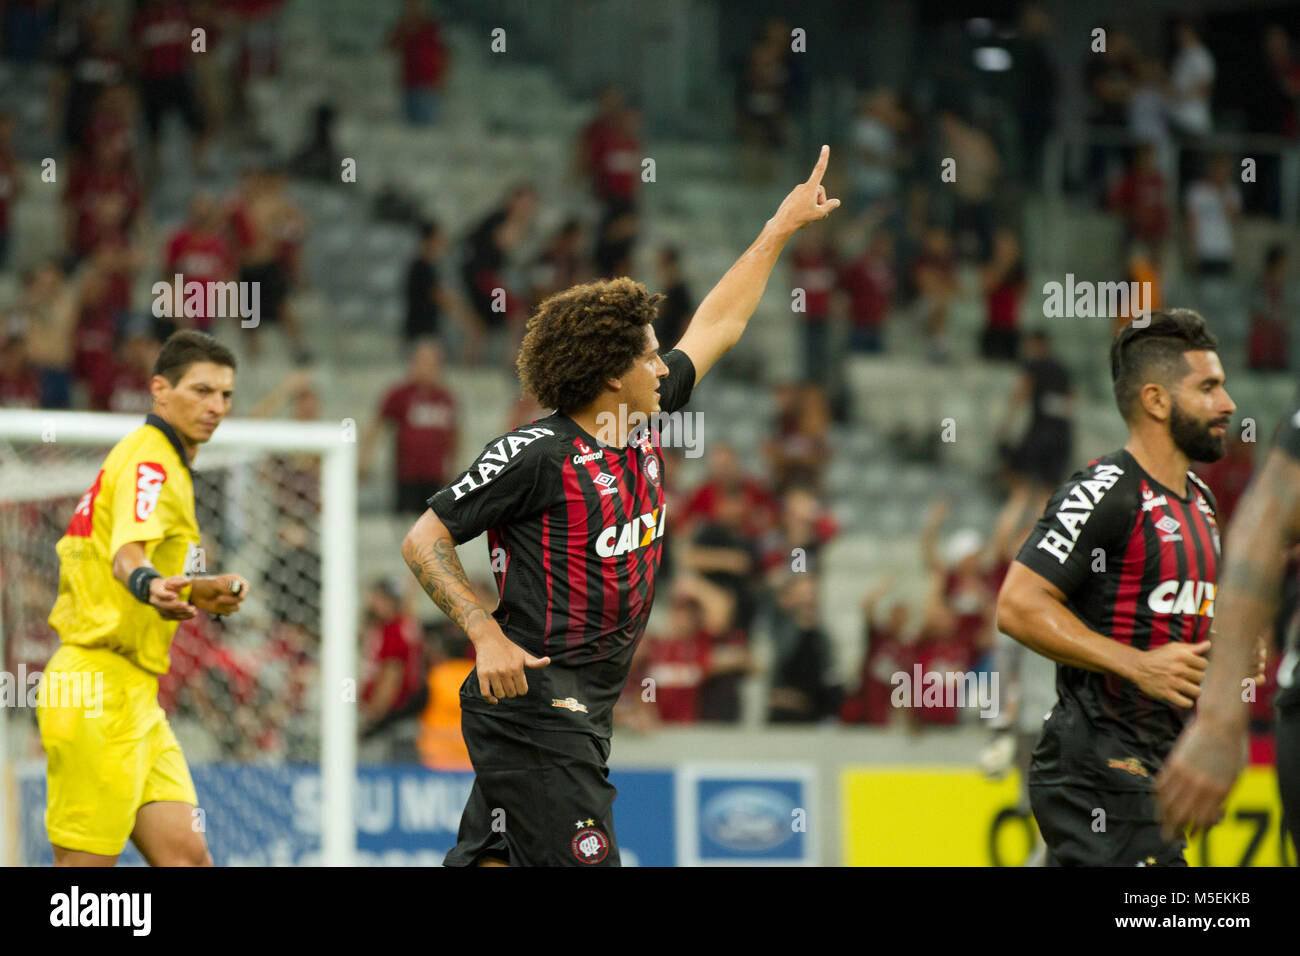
675;146;840;384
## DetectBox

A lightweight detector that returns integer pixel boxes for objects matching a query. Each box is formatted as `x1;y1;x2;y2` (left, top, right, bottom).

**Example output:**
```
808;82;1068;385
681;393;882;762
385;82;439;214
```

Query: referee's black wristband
128;567;162;604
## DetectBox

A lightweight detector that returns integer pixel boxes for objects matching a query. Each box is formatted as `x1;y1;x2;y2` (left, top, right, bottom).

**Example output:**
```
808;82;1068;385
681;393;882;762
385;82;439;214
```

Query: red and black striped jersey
1016;448;1220;791
428;349;696;738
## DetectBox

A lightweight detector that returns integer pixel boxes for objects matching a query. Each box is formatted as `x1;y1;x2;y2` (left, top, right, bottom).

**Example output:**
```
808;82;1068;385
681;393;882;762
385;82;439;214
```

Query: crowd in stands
2;3;1296;760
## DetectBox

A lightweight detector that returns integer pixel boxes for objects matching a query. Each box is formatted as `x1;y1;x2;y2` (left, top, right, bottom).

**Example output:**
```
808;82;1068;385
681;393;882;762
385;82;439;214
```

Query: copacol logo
701;787;797;853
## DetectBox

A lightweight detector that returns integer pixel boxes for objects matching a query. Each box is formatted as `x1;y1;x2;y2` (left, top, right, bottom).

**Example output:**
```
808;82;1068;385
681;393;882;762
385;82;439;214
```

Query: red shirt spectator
390;14;446;89
380;381;458;484
582;113;640;203
681;477;778;538
1109;165;1169;244
165;219;235;330
66;162;140;257
838;246;894;330
644;629;712;722
361;613;424;713
984;277;1023;331
791;241;837;319
132;1;192;79
840;623;908;725
91;361;152;413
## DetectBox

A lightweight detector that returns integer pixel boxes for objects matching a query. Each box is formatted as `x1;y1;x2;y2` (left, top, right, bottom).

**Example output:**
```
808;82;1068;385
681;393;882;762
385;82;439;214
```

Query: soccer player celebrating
996;310;1235;866
1157;408;1300;842
403;147;840;866
38;330;249;866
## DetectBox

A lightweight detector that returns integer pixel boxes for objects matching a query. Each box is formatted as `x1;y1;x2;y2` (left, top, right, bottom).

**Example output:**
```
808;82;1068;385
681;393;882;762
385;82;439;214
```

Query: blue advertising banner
675;762;818;866
18;763;676;866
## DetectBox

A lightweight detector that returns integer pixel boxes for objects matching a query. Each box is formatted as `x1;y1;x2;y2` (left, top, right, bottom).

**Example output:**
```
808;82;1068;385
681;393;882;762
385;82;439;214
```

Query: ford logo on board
701;787;795;852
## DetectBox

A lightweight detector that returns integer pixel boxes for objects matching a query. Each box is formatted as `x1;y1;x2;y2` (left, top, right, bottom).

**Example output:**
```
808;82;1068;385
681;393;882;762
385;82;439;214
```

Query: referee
38;330;249;866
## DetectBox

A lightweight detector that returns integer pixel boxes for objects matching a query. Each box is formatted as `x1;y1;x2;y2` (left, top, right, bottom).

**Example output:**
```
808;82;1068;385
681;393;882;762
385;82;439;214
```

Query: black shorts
444;710;620;867
1029;783;1186;866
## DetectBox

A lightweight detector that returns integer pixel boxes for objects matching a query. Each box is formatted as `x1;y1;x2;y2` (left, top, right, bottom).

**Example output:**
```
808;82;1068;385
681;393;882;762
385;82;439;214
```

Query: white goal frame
0;410;357;866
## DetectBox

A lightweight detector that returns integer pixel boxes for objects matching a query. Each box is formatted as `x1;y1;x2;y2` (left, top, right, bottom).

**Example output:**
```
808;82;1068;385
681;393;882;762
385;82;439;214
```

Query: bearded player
997;310;1236;866
402;147;840;866
1157;405;1300;845
39;330;249;866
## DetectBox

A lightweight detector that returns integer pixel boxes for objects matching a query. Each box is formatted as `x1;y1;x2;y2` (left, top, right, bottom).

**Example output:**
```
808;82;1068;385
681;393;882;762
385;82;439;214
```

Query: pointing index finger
805;145;830;186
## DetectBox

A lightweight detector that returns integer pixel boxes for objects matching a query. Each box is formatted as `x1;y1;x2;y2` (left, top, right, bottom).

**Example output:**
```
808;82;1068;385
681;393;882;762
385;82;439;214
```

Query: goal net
0;411;357;866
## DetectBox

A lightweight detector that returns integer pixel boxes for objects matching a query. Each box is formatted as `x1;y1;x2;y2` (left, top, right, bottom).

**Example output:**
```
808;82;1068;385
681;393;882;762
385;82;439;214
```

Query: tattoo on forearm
404;535;490;635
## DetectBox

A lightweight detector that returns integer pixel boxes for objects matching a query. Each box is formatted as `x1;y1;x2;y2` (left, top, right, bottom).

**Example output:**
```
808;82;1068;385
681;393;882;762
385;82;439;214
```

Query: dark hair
1110;309;1217;421
516;277;661;414
153;330;237;385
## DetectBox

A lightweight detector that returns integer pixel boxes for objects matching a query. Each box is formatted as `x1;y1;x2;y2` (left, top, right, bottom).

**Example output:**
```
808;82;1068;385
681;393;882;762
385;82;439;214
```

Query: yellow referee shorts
36;644;198;857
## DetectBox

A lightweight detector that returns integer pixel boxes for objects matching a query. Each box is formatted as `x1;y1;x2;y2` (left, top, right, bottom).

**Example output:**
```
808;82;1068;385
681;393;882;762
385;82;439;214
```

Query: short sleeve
428;426;559;543
107;456;171;560
1014;459;1134;597
658;348;696;414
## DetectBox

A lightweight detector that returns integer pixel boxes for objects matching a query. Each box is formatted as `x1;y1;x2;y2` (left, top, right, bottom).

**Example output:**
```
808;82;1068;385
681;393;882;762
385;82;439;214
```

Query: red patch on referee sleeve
135;462;167;521
65;470;105;537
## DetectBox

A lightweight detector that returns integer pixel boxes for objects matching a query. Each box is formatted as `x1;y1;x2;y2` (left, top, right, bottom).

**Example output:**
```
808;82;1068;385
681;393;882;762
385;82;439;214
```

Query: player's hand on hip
768;145;841;237
190;573;251;615
1155;714;1241;838
474;629;550;705
1132;639;1210;708
150;575;199;620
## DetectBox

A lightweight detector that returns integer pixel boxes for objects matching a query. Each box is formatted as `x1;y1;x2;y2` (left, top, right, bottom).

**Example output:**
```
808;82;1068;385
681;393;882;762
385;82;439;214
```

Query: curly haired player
402;147;839;866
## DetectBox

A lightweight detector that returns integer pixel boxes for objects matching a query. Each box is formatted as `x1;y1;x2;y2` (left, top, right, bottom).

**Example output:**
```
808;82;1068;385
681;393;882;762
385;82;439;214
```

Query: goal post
0;410;357;867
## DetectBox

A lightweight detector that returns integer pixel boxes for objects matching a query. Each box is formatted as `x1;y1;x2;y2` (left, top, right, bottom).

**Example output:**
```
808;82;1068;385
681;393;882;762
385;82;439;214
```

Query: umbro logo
1155;516;1179;534
593;472;618;496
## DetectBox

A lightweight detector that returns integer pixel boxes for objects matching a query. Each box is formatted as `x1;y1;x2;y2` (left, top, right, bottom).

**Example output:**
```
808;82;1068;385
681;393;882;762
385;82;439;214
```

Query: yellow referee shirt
48;414;200;675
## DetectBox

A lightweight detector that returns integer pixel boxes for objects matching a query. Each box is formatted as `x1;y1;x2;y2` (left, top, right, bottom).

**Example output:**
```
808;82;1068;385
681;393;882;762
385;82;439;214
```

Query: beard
1170;400;1227;463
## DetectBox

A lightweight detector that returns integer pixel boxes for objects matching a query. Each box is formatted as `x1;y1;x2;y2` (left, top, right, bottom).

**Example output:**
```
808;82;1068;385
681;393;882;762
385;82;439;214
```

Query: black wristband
129;566;162;604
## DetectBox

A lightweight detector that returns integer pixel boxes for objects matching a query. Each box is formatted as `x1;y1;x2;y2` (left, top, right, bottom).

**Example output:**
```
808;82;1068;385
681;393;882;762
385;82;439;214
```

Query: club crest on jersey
597;506;666;558
448;426;555;500
1034;463;1124;564
134;462;166;521
644;455;660;486
1147;579;1215;617
571;827;610;864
